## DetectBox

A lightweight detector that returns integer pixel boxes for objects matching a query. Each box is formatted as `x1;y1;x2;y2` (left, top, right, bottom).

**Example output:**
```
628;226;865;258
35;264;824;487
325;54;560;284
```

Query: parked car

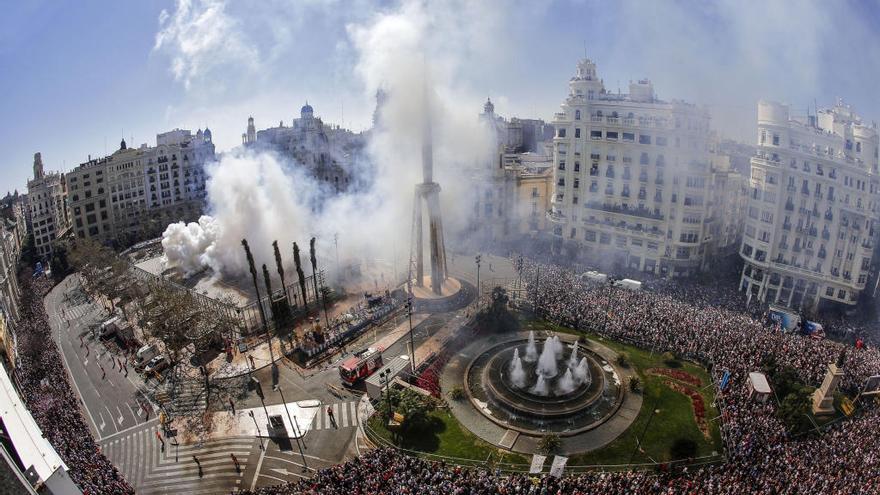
143;355;169;374
134;344;160;370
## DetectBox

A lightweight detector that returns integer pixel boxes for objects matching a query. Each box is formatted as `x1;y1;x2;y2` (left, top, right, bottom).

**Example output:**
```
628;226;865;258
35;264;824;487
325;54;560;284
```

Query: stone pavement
441;330;642;456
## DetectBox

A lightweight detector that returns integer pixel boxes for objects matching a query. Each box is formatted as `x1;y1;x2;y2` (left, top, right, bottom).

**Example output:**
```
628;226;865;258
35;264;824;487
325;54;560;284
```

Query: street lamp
380;368;392;419
248;410;264;451
475;254;482;307
406;297;416;373
277;387;308;472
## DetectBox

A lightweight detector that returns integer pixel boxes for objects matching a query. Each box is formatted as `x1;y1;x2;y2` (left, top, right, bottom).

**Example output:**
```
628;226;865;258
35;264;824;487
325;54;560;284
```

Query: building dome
483;97;495;115
301;102;314;118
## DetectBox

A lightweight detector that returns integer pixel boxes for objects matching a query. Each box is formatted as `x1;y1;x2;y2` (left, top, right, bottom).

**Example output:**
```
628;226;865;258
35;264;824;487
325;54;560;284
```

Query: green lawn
523;318;724;466
367;409;529;468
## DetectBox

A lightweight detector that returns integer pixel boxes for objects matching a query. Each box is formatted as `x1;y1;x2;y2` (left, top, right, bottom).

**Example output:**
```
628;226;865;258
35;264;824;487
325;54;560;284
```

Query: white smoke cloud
160;0;500;280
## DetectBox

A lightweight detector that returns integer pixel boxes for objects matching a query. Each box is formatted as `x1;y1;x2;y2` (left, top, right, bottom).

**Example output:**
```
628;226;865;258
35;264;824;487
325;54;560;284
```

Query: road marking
98;411;106;432
105;406;117;434
250;446;267;491
116;405;125;426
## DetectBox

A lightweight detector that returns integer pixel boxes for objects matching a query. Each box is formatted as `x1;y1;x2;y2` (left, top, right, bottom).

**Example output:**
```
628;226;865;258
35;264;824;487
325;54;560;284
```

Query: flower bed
647;368;702;387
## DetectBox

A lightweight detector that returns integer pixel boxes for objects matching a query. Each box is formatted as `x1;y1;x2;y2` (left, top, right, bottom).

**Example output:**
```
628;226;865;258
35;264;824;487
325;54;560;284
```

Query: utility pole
277;387;308;472
406;297;416;373
475;254;482;308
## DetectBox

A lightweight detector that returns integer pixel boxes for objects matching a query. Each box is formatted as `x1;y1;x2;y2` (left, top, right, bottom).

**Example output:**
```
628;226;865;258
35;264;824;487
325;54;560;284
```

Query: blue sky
3;0;880;195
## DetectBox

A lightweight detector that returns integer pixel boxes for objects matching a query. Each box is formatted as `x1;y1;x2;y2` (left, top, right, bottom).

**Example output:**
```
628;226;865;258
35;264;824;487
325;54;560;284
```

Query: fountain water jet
524;331;538;362
530;374;549;396
574;357;591;387
567;340;579;370
556;368;577;395
551;335;564;358
508;348;526;389
536;338;559;378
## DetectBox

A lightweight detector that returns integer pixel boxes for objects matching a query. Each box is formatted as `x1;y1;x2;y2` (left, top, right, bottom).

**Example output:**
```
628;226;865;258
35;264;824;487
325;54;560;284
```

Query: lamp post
248;410;264;451
406;297;416;373
475;254;482;308
629;405;660;464
277;387;308;472
380;368;392;419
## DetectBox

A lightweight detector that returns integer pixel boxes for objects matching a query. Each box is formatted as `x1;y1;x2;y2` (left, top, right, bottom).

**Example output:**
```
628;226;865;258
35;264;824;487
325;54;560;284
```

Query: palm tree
272;240;289;305
241;239;268;330
310;237;330;328
293;242;308;311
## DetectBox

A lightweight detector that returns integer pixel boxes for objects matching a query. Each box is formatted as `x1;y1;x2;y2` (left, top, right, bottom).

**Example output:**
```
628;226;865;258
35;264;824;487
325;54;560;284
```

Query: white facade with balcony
548;59;714;277
739;100;880;311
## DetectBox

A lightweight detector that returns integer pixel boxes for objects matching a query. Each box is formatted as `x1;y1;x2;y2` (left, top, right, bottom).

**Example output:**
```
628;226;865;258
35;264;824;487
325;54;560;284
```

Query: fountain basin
464;336;624;436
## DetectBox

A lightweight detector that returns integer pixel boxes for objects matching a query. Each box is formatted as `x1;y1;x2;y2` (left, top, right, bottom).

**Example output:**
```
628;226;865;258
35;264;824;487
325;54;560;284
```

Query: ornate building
243;103;366;195
739;100;880;311
26;153;69;259
66;129;215;247
548;59;715;277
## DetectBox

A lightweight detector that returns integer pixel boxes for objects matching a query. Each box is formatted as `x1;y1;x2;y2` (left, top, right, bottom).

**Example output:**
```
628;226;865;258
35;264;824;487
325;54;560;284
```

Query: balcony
547;209;566;224
584;201;664;220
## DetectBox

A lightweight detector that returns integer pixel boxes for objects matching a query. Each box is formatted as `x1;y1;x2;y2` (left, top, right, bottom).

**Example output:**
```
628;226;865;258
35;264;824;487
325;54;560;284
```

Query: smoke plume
161;0;497;281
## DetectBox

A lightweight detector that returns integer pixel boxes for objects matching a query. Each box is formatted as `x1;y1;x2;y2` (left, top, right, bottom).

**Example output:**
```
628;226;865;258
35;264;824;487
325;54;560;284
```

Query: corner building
740;100;880;311
548;59;714;277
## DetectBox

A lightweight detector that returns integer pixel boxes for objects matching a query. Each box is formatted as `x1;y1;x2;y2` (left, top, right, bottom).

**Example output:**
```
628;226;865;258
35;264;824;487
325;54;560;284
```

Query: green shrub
629;376;641;392
448;386;465;401
669;438;697;460
539;434;562;454
616;353;630;368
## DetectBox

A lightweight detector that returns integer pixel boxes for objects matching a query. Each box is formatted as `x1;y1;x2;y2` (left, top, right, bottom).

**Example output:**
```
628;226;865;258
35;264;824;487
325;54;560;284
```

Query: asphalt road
43;253;515;492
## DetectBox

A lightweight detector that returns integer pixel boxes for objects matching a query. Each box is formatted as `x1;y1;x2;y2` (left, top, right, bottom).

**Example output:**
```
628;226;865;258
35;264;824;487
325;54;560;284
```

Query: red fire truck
339;347;384;386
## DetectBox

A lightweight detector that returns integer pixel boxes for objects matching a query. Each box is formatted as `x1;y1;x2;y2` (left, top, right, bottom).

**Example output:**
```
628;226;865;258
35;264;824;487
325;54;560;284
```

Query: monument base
411;276;461;300
811;363;843;416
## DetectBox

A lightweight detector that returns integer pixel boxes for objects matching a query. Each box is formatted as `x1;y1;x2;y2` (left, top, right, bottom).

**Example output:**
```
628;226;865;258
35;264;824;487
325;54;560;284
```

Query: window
772;134;780;146
606;131;618;140
639;134;651;145
623;132;635;142
574;128;581;139
590;130;602;140
558;128;566;138
558;161;566;171
826;287;835;297
575;109;581;120
656;136;668;146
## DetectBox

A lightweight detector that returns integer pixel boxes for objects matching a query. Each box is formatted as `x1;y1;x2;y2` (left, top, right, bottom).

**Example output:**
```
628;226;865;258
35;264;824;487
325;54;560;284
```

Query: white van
99;317;122;338
136;343;159;363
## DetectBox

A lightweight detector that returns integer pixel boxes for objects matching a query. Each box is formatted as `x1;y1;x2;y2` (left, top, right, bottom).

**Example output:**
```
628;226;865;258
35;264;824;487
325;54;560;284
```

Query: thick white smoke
161;0;497;281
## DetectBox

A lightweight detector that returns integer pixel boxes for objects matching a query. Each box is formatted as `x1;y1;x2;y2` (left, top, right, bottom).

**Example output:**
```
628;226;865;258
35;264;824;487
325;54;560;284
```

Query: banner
529;454;546;474
549;455;568;478
720;370;731;391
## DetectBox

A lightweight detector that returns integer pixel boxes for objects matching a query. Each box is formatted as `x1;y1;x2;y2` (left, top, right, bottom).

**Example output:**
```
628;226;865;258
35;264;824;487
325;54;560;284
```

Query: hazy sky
3;0;880;195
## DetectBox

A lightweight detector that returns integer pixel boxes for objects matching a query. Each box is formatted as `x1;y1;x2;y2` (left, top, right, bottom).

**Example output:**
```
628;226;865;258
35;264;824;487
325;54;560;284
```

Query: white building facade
548;59;714;277
739;100;880;311
66;129;214;247
26;153;69;259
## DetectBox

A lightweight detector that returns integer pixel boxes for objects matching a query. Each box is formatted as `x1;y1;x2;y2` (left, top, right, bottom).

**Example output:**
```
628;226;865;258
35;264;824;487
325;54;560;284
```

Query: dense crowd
244;258;880;495
13;274;134;494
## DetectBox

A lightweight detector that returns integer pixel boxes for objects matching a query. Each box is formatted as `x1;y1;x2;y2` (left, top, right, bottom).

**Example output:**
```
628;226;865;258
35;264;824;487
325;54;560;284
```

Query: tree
293;242;307;310
476;286;518;333
778;386;814;434
241;239;268;330
272;240;289;305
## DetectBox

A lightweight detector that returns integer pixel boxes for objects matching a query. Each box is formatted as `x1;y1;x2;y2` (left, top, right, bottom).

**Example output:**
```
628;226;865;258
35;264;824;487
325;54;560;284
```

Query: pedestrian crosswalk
314;401;359;430
101;423;257;495
311;401;360;430
160;380;208;417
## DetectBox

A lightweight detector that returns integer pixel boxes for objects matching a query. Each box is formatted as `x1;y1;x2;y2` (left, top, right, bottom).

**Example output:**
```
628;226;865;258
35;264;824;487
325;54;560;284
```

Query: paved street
42;255;513;492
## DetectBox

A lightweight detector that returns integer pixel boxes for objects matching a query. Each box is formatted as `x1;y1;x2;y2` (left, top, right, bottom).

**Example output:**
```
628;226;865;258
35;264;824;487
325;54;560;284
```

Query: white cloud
154;0;259;91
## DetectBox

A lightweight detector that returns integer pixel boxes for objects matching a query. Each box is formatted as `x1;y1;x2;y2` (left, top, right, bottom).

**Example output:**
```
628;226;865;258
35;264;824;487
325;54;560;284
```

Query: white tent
748;372;772;402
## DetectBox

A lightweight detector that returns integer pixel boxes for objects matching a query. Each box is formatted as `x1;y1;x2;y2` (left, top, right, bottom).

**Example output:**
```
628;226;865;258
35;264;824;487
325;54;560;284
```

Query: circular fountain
465;331;623;435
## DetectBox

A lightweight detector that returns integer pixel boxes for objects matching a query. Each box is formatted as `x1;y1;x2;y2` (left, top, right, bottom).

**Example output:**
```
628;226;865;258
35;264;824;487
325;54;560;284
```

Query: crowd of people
244;258;880;494
12;274;134;494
